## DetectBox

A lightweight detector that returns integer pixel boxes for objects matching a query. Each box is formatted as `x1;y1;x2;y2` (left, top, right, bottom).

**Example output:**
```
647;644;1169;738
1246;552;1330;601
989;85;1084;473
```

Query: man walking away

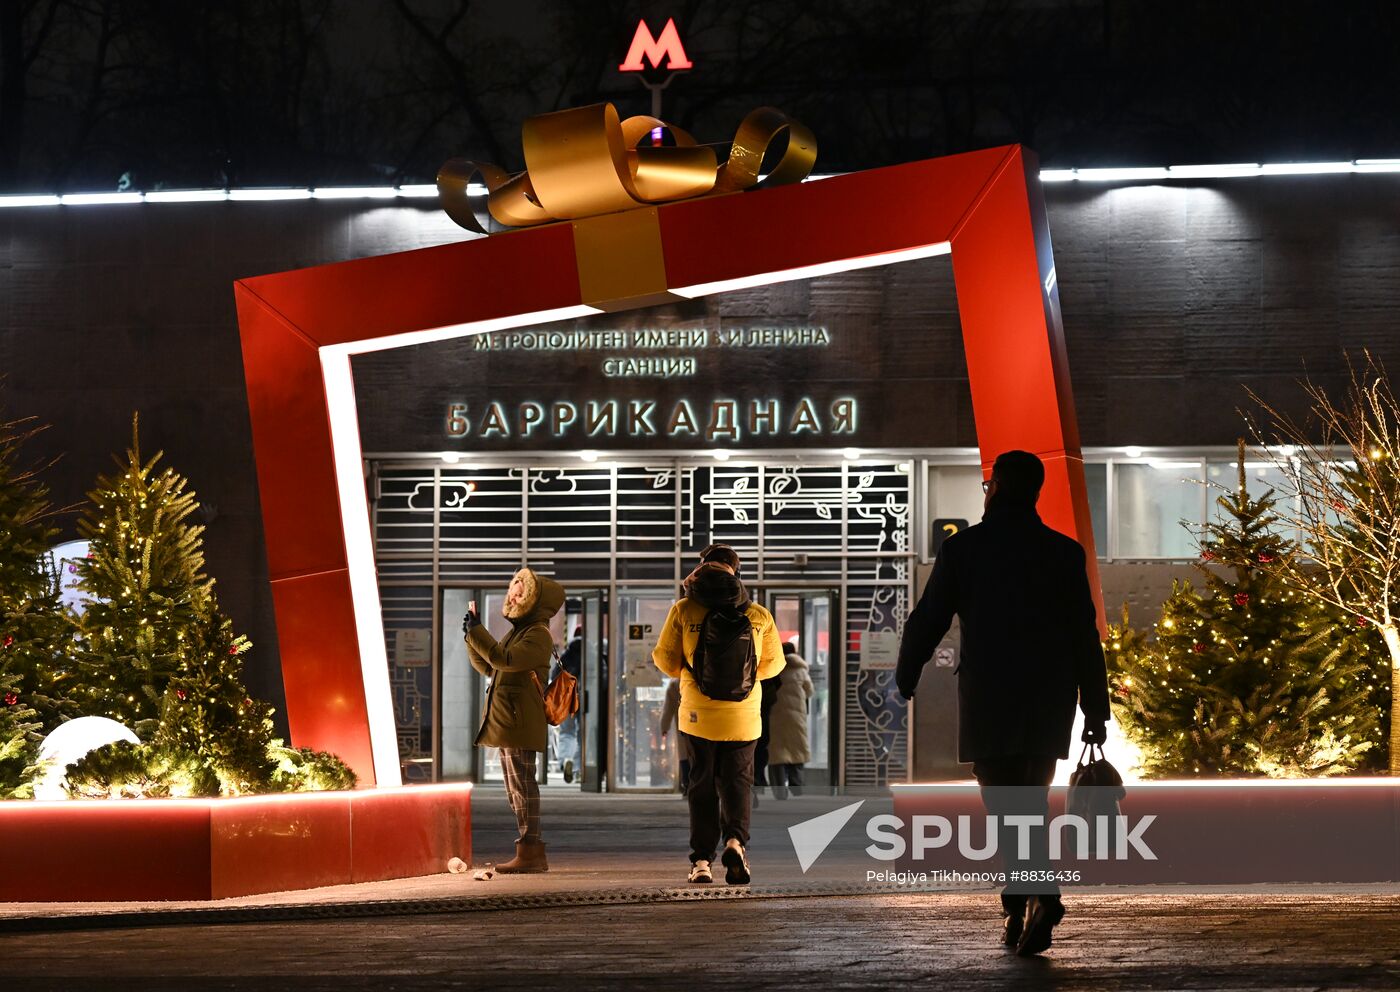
895;451;1110;956
653;544;784;885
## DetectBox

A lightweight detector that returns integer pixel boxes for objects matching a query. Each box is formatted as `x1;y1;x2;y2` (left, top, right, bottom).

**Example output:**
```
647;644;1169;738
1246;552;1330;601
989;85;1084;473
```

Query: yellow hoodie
652;566;785;742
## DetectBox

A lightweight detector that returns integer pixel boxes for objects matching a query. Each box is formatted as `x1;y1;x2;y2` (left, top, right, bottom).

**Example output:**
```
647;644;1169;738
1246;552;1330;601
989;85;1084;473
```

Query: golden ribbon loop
713;107;818;195
437;102;816;234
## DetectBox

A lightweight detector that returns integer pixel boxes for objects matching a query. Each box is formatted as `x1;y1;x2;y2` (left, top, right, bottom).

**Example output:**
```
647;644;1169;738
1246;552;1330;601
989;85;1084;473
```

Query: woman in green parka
463;567;565;873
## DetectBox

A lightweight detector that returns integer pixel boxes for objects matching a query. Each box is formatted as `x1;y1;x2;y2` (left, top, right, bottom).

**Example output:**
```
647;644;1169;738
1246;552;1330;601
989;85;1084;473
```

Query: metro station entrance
375;455;919;790
763;589;837;786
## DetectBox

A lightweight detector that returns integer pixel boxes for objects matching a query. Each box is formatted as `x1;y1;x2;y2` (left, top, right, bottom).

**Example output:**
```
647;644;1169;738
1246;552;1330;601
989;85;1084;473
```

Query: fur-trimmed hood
683;562;749;611
502;567;565;625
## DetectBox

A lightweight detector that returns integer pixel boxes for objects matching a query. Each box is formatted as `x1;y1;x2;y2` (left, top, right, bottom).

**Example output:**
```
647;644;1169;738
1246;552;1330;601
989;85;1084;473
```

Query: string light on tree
68;415;355;797
1107;440;1384;777
0;409;80;798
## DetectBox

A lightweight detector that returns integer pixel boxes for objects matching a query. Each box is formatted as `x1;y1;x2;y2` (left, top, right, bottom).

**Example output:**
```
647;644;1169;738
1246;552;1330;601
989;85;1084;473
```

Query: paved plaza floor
3;788;1398;990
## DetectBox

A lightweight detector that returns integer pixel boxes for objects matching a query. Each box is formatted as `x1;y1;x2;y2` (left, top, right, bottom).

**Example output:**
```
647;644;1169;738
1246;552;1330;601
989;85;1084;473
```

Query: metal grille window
370;455;916;788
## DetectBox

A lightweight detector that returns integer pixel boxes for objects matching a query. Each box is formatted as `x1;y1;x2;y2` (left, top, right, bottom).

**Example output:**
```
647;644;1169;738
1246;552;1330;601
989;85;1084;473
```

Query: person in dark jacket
556;625;583;783
463;567;565;873
896;450;1110;957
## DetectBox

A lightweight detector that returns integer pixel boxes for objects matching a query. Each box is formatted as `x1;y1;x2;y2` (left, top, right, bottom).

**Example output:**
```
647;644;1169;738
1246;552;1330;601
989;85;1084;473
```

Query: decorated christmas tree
70;418;282;795
1242;354;1400;770
0;413;78;796
0;658;41;798
1108;443;1382;777
1316;457;1395;768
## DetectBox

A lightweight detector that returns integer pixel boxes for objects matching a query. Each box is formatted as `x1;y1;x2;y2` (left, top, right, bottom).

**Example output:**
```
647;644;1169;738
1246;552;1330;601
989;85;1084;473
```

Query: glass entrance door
612;589;678;792
765;589;837;785
552;590;607;792
440;586;510;782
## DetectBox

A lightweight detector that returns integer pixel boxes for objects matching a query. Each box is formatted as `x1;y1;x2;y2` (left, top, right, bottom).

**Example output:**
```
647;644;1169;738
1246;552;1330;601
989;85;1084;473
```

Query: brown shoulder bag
531;648;580;726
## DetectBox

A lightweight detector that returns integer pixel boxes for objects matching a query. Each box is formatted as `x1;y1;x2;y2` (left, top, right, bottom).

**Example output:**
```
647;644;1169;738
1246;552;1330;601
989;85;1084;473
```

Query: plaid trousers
499;747;542;844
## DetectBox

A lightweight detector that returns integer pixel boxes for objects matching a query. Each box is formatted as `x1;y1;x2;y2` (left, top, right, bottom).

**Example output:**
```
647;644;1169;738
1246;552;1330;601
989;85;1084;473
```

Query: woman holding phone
462;567;565;873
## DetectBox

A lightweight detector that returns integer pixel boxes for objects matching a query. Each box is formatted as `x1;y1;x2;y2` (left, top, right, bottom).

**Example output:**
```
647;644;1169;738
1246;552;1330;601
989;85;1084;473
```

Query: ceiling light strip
2;160;1398;209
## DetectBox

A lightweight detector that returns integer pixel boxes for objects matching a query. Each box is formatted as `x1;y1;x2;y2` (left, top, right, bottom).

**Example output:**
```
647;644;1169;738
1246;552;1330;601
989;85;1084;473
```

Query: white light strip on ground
3;160;1397;209
671;242;952;299
320;349;404;789
894;777;1400;788
16;781;474;809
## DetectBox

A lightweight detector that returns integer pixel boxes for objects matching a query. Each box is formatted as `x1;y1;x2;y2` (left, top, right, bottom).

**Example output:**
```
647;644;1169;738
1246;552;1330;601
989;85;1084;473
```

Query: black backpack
686;606;758;701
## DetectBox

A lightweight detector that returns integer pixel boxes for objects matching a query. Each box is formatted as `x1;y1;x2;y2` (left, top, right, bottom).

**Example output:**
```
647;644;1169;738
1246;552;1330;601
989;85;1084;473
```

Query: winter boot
496;839;549;874
1015;896;1065;957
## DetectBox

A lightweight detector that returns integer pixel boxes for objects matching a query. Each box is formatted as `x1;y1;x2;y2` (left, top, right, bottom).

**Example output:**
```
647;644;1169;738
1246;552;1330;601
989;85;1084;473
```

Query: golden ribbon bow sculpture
437;103;816;234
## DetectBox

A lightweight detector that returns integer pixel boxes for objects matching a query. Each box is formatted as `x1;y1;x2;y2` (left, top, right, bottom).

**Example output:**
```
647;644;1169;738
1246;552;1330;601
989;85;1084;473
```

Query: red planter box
0;783;471;902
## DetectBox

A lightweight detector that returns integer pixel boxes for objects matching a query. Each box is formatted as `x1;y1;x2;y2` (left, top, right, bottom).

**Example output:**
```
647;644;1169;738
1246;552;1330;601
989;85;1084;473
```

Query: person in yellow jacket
653;544;784;885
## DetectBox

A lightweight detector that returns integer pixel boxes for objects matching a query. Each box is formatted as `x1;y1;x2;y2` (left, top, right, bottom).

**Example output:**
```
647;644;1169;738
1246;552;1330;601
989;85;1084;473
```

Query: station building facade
3;166;1397;789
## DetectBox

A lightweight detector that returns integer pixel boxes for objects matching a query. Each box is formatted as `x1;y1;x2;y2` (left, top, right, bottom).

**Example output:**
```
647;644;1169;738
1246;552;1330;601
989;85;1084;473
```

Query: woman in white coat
767;641;814;798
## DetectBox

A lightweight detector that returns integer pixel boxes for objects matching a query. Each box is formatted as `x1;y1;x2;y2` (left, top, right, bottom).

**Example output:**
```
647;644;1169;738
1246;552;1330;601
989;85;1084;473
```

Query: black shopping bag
1066;743;1126;853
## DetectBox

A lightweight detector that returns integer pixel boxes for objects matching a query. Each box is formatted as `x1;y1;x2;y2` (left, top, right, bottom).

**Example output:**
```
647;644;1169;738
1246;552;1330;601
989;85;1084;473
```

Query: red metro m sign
619;17;693;71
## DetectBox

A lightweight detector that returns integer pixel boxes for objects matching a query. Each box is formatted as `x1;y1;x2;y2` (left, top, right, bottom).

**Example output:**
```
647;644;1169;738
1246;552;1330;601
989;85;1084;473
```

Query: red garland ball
1201;550;1215;561
176;688;187;701
3;691;17;706
2;636;12;648
1331;499;1346;511
1192;642;1206;653
1257;553;1274;563
1234;593;1250;606
228;645;238;655
1356;616;1368;627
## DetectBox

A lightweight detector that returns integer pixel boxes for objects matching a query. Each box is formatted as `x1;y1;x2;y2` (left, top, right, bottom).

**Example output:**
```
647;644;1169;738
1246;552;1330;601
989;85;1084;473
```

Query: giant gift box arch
234;104;1102;786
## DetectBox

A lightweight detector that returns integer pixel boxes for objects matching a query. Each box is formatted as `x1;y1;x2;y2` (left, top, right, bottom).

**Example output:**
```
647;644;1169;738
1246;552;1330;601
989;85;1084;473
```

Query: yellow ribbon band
437;103;816;235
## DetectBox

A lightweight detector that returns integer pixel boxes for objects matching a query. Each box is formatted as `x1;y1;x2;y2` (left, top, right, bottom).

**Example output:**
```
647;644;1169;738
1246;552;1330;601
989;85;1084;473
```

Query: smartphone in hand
469;599;477;615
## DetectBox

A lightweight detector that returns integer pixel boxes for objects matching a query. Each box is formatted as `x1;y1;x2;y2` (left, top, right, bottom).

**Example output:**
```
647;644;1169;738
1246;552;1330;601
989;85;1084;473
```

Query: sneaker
688;860;713;884
721;839;751;885
562;759;574;784
1015;896;1066;957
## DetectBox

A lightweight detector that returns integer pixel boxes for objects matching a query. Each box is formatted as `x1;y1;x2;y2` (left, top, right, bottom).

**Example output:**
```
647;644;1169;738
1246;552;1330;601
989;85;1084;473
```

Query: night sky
1;1;1397;192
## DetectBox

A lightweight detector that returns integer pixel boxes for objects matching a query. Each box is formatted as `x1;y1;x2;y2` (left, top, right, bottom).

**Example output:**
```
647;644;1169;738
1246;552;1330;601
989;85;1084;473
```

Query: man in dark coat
896;450;1110;957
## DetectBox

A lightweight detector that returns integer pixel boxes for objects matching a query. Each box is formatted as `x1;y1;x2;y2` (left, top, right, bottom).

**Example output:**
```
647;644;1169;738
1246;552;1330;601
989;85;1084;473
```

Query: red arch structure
234;144;1102;786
